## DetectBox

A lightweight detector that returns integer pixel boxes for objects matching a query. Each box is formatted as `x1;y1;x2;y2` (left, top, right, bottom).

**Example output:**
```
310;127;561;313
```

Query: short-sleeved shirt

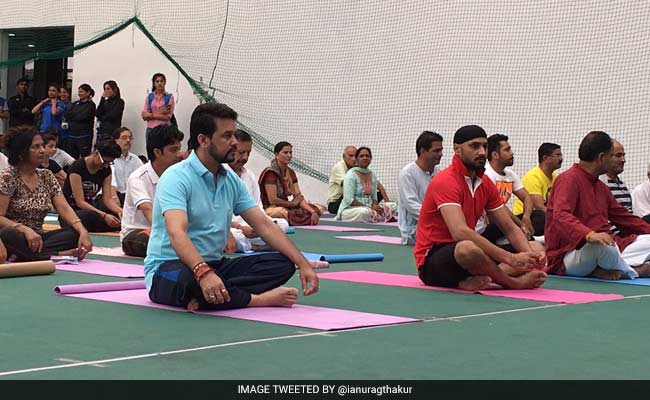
62;158;112;208
513;166;557;215
143;92;175;129
413;155;503;268
0;167;62;233
144;151;257;290
111;152;144;193
120;162;158;241
51;148;76;169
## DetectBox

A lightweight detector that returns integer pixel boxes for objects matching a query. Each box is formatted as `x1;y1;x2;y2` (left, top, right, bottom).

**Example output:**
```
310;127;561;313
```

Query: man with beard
545;131;650;280
513;142;562;218
414;125;547;291
397;131;443;245
226;129;290;253
145;103;319;311
478;134;543;241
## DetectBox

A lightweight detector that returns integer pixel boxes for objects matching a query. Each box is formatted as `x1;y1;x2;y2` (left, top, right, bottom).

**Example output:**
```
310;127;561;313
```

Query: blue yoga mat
235;251;384;263
302;252;384;263
550;275;650;286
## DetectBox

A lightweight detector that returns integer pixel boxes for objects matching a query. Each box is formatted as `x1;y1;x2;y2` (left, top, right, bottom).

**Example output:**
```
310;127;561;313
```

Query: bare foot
509;270;547;289
589;267;623;280
186;298;199;311
458;275;493;291
633;263;650;278
249;287;298;307
499;263;527;277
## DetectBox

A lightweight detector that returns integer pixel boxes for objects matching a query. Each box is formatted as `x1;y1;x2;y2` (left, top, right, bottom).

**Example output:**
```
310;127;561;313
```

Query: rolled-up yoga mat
54;280;146;295
0;260;55;278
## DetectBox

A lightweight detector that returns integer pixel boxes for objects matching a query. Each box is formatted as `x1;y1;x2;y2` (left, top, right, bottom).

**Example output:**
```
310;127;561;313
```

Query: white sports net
3;1;650;197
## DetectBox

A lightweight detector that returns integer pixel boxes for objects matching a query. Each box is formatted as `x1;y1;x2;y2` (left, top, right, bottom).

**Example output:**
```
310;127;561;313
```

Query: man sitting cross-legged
545;131;650;280
414;125;547;291
145;103;319;311
120;124;184;257
225;129;290;253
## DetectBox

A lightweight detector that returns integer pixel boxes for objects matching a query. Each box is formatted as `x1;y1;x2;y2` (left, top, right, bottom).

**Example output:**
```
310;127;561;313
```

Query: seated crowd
4;75;650;311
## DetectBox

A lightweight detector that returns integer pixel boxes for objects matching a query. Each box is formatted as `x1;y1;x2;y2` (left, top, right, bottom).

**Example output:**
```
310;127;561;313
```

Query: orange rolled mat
0;260;56;278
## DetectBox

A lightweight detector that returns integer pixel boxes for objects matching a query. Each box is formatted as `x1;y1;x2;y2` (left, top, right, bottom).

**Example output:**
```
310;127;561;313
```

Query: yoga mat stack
0;261;55;278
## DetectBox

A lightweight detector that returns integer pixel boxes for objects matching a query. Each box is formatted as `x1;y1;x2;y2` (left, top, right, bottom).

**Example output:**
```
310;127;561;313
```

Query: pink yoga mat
55;284;419;330
335;235;402;245
56;259;144;278
294;225;380;232
318;271;624;304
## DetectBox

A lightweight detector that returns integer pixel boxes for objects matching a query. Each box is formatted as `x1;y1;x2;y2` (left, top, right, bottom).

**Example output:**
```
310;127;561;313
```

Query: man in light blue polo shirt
145;103;319;310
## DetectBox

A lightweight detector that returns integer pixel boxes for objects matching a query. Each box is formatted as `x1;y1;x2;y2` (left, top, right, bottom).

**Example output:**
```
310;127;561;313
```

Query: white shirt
397;161;439;244
51;148;76;169
224;164;263;225
632;179;650;218
111;152;144;193
476;163;524;233
0;153;8;172
120;162;158;241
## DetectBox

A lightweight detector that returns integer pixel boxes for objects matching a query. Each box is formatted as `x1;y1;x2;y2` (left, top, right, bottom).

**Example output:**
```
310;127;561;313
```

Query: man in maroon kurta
545;131;650;280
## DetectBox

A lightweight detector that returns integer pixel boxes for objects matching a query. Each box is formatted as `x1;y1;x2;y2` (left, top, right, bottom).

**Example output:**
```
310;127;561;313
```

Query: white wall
72;25;199;156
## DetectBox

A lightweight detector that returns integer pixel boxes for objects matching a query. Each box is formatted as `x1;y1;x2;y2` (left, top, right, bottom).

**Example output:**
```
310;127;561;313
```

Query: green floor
1;222;649;379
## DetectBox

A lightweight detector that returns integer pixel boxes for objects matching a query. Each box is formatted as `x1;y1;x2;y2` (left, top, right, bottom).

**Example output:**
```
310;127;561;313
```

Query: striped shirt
599;174;633;235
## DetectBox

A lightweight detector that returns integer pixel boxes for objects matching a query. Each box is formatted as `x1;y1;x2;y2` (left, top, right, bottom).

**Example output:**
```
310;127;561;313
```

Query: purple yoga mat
56;259;144;278
294;225;380;232
319;270;624;304
335;235;402;245
57;287;419;330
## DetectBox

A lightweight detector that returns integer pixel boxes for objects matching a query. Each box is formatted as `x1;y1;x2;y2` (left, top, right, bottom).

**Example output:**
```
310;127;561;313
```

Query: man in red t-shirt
413;125;547;290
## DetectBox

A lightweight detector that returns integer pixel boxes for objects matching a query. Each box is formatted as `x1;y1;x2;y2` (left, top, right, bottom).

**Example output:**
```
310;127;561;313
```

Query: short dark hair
274;141;292;154
4;125;40;166
538;142;561;164
487;134;509;161
235;129;252;143
416;131;443;156
188;103;238;150
42;133;58;145
147;125;184;161
113;127;132;140
16;78;28;86
578;131;612;162
48;83;60;91
356;146;372;158
95;140;122;160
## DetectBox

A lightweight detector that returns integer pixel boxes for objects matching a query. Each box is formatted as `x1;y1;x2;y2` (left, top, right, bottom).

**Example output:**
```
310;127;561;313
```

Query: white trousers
564;234;650;279
231;218;290;253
